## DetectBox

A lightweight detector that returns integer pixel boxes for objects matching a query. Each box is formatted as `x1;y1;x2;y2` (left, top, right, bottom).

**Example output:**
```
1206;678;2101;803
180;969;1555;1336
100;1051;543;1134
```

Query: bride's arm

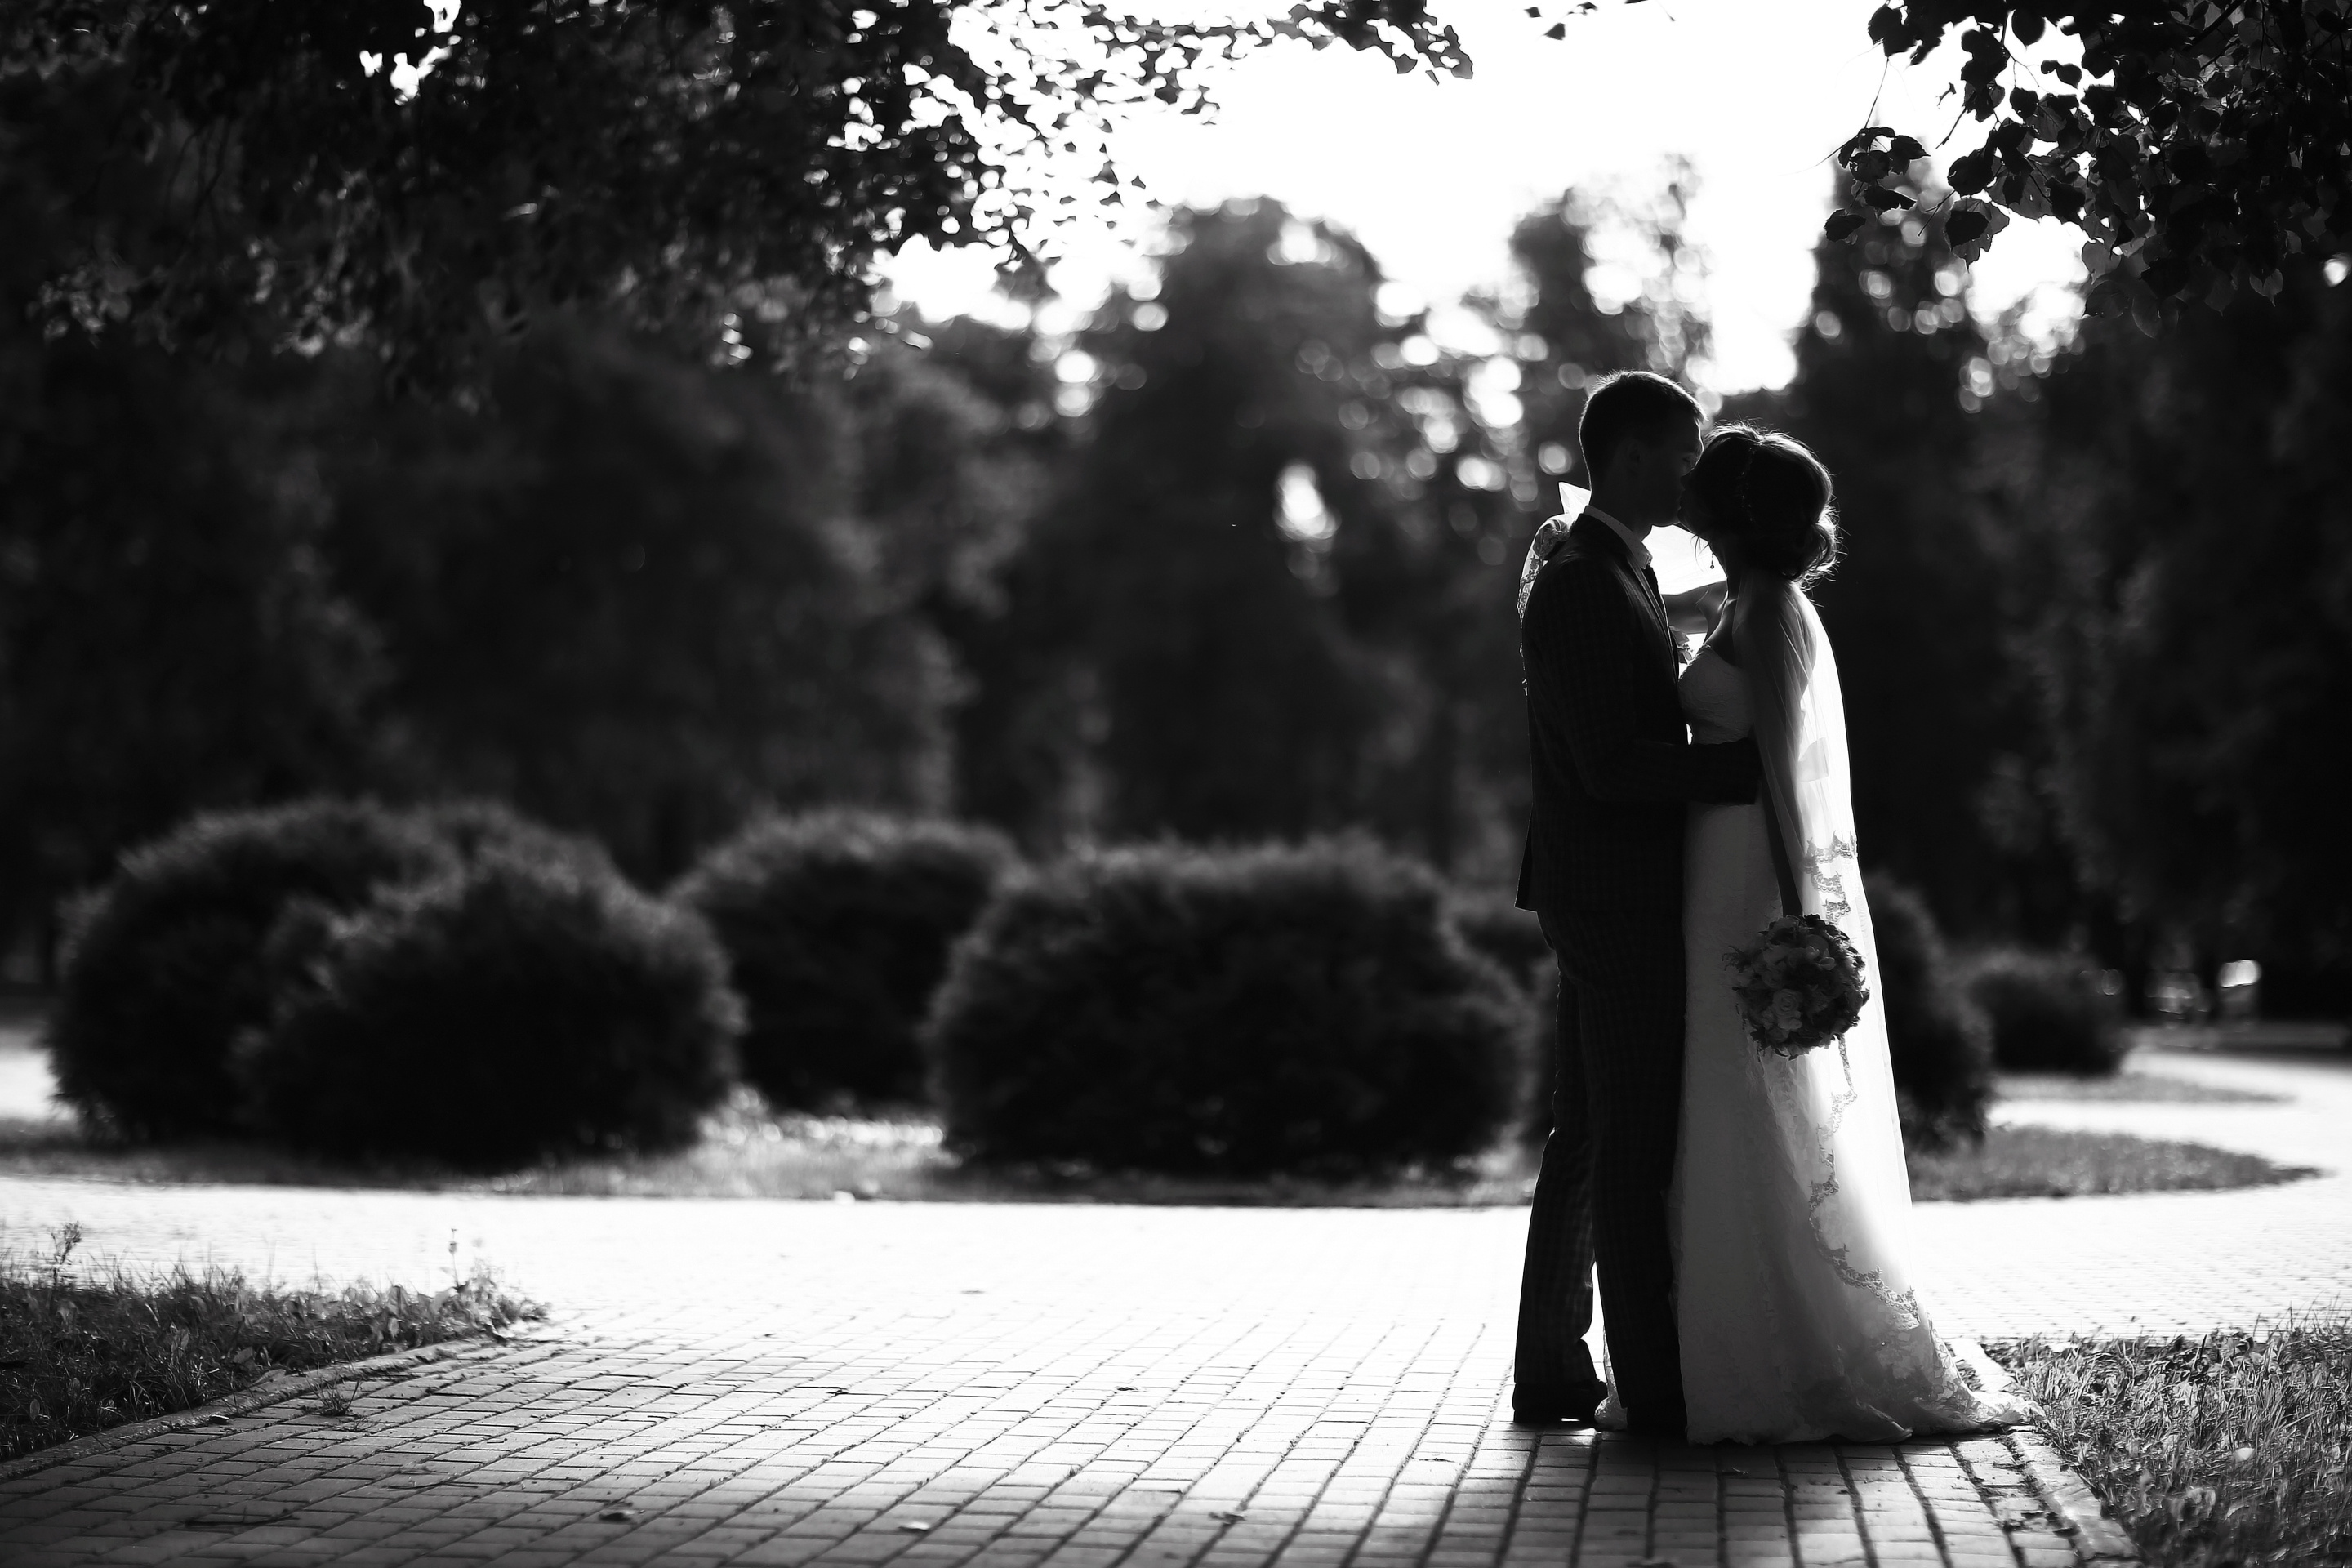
1663;580;1728;638
1733;578;1815;918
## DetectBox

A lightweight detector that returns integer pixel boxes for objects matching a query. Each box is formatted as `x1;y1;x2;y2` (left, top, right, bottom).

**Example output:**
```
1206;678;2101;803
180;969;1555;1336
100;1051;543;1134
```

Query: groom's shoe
1509;1381;1602;1427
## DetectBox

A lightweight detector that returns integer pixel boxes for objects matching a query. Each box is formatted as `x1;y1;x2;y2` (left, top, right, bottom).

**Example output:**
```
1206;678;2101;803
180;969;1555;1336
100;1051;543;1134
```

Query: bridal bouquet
1724;914;1870;1057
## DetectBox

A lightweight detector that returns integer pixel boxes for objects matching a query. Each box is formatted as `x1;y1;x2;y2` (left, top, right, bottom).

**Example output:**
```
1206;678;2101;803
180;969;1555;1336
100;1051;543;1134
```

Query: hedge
671;812;1015;1110
1863;872;1995;1149
47;800;453;1140
238;850;739;1169
928;840;1529;1177
1966;947;2128;1074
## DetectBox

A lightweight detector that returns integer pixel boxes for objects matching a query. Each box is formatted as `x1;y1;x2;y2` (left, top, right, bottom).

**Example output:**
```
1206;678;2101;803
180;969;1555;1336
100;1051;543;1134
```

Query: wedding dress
1668;582;2029;1444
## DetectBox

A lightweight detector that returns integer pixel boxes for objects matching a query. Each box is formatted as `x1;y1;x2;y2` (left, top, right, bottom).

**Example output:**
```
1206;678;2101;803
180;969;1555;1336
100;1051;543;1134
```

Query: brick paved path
1;1038;2341;1566
1916;1042;2352;1337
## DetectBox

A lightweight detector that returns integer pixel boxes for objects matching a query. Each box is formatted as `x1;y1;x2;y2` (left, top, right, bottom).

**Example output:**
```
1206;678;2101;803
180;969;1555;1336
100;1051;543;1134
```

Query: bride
1665;425;2029;1443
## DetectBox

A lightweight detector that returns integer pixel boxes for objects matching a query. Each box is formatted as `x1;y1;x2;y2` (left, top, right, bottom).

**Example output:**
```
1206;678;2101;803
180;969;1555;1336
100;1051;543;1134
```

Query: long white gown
1669;630;2029;1444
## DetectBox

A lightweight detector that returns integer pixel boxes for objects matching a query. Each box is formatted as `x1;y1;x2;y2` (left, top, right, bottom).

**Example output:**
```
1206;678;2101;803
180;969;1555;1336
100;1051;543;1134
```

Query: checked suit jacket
1515;514;1758;915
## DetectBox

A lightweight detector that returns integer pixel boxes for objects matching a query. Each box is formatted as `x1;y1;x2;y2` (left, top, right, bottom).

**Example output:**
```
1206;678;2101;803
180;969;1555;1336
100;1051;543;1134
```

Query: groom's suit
1514;512;1759;1436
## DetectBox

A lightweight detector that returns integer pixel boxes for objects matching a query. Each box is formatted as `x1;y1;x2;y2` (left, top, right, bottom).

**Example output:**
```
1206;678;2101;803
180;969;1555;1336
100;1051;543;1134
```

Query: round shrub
1864;872;1994;1149
412;797;619;877
671;811;1017;1111
238;851;739;1169
1449;893;1552;990
928;840;1530;1177
47;800;454;1140
1446;893;1566;1148
1965;947;2127;1074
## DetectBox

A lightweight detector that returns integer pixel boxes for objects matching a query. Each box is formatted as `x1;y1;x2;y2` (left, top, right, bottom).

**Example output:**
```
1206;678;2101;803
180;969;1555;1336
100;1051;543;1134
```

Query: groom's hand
1726;736;1763;803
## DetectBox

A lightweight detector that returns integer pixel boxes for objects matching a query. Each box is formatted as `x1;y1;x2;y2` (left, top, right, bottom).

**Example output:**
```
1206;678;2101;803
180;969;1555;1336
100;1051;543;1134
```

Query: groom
1512;371;1761;1437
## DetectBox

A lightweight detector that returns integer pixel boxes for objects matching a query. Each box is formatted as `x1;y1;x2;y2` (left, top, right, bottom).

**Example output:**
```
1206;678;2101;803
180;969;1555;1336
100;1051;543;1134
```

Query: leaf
1959;29;2005;83
1887;134;1927;163
1947;199;2009;261
1824;210;1869;242
1948;150;1994;194
1862;185;1916;211
1945;210;1990;246
2140;252;2194;298
2006;176;2052;220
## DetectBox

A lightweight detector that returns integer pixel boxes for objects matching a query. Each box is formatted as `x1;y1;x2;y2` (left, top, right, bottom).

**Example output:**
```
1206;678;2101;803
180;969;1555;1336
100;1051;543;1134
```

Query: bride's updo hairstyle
1686;425;1841;586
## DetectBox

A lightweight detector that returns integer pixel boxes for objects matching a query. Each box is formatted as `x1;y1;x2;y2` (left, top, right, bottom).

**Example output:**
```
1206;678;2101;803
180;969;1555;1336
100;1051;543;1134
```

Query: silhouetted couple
1509;371;2028;1443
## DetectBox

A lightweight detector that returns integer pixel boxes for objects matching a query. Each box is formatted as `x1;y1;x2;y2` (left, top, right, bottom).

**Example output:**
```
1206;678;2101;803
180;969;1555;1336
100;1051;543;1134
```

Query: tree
978;202;1414;847
14;0;2342;384
326;320;954;880
2013;254;2352;1006
1765;182;2073;938
2;0;1468;389
954;199;1542;861
1833;1;2352;320
0;345;382;974
840;315;1059;661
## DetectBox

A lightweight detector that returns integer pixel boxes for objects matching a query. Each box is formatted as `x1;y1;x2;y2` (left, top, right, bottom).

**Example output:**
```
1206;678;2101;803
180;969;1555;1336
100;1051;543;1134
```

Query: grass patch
0;1102;2310;1206
0;1093;1535;1205
1906;1124;2314;1200
1993;1321;2352;1567
1997;1070;2285;1104
0;1225;541;1462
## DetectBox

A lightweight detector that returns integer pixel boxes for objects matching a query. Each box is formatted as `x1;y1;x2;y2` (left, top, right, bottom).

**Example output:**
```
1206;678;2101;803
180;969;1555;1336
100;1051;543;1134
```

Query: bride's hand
1663;580;1728;637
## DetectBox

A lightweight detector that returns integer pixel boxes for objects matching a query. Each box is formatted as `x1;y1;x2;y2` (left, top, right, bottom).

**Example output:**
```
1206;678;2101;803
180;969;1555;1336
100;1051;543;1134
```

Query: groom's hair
1579;372;1704;483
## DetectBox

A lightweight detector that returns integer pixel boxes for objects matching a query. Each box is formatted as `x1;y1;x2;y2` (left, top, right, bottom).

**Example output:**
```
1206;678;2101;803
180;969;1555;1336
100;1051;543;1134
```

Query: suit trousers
1513;906;1688;1434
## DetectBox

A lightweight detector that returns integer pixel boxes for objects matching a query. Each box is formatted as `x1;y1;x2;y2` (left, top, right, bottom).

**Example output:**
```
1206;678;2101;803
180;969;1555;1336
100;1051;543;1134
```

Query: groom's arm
1525;564;1760;804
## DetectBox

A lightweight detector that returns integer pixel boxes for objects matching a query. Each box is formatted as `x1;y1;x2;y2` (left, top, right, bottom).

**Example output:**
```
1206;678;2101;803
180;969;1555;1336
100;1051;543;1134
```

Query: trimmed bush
47;800;454;1140
1965;947;2127;1074
1863;872;1994;1149
1446;893;1568;1148
671;812;1016;1111
928;840;1530;1177
412;798;619;877
238;851;739;1169
1450;893;1552;991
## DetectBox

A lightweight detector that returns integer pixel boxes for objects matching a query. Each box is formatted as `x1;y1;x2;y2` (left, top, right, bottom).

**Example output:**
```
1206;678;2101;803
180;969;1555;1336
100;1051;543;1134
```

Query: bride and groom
1510;371;2028;1444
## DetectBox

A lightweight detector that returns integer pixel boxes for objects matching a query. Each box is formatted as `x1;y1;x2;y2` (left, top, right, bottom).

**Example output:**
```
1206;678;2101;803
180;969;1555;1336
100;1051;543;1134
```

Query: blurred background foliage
0;158;2344;1013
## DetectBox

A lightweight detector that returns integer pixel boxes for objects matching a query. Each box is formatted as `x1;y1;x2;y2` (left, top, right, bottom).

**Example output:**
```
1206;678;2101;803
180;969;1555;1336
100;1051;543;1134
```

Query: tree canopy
1833;2;2352;327
2;0;1464;389
12;0;2341;386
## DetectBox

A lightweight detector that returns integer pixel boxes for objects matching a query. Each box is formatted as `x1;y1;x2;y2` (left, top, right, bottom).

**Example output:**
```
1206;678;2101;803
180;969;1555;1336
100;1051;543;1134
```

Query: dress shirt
1585;505;1653;572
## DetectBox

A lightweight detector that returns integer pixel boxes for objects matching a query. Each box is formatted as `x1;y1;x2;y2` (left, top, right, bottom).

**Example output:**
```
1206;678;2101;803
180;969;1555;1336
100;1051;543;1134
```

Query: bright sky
884;0;2088;394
